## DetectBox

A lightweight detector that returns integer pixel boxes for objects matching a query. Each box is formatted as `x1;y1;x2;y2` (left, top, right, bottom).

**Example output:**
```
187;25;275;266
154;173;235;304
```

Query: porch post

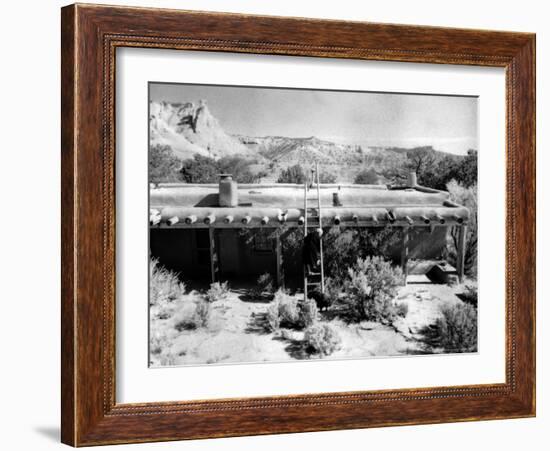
275;229;284;288
209;227;217;283
457;225;467;283
401;226;409;284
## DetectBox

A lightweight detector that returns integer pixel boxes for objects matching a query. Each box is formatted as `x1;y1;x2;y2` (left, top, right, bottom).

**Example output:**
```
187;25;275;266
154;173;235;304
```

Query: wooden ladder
303;163;325;301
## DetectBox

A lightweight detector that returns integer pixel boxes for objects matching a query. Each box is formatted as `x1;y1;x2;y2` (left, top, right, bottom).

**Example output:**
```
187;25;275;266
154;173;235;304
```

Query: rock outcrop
149;100;253;160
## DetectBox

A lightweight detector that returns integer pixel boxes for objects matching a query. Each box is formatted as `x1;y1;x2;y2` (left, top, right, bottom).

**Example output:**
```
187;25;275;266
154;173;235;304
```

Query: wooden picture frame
61;3;535;446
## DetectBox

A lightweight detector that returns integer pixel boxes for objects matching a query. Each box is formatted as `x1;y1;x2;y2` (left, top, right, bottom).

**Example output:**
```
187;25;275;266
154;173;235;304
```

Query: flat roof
149;183;469;228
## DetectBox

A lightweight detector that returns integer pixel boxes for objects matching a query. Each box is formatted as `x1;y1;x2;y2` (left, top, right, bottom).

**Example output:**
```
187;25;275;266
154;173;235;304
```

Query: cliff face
150;100;365;164
149;100;253;160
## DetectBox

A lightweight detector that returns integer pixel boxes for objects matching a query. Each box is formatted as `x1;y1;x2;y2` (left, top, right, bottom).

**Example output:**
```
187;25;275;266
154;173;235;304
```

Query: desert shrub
323;227;401;285
266;302;281;331
354;168;380;184
205;281;230;303
149;331;168;355
266;289;319;331
194;299;211;327
299;297;319;328
256;273;275;296
435;302;478;353
461;284;478;308
344;256;404;323
149;258;185;308
303;323;342;356
324;277;342;306
266;289;297;331
173;298;210;330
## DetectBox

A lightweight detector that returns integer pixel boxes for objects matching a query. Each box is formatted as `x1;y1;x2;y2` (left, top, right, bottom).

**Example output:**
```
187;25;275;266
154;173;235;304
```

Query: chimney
407;172;417;187
218;174;238;207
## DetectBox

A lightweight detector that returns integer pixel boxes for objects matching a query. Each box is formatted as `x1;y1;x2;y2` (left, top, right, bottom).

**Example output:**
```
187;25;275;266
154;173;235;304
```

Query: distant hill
238;135;363;165
149;99;467;183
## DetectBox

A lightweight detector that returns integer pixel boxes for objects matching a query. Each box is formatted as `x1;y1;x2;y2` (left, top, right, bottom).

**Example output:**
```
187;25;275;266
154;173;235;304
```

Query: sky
150;82;478;156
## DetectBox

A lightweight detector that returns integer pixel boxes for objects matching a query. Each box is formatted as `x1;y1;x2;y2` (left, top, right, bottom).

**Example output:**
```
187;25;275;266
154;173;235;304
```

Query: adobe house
149;173;469;286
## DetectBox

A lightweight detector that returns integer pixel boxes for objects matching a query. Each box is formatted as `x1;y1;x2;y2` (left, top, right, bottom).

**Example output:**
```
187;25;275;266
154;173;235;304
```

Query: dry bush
173;298;211;330
149;258;185;308
205;281;230;303
461;284;478;308
435;302;478;353
299;297;319;328
149;331;169;356
344;256;404;323
303;323;342;356
266;289;319;331
323;277;342;306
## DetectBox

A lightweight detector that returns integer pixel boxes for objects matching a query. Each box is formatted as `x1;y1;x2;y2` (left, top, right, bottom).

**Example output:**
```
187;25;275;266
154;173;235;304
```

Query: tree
179;154;262;184
180;154;218;183
218;156;261;183
354;168;380;184
455;149;478;188
277;164;306;184
318;171;337;183
149;144;182;183
322;227;401;285
406;147;437;183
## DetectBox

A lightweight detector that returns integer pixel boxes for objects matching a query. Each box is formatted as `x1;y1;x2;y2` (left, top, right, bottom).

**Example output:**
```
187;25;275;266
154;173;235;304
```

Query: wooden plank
456;225;467;283
209;228;217;283
401;226;410;283
316;163;325;293
275;230;283;288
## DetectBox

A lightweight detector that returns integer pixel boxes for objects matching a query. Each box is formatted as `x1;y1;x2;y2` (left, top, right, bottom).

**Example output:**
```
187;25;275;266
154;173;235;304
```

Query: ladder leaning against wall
303;163;325;301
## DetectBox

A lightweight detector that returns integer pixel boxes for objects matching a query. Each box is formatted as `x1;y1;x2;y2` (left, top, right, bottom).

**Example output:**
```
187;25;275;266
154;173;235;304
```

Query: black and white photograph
148;83;478;367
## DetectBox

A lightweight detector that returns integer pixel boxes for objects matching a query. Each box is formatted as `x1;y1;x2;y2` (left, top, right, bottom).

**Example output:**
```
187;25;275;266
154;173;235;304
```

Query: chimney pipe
408;172;417;187
218;174;238;207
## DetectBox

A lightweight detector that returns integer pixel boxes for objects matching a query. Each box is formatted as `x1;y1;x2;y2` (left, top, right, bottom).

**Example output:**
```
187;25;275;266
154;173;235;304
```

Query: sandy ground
150;279;471;367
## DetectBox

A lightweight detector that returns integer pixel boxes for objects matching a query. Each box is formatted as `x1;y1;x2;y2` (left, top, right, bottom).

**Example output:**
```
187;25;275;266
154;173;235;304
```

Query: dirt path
150;281;470;367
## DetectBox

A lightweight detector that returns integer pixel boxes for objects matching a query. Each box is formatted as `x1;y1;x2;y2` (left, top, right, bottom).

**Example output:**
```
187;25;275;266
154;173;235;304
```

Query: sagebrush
205;281;230;303
461;284;478;308
149;258;185;307
173;297;211;330
435;302;477;353
266;289;319;331
344;256;404;323
303;323;342;356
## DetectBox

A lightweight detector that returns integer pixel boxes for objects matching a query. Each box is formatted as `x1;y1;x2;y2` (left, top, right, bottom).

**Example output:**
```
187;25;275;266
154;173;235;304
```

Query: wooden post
457;225;467;283
401;226;409;284
275;229;284;288
209;228;217;283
